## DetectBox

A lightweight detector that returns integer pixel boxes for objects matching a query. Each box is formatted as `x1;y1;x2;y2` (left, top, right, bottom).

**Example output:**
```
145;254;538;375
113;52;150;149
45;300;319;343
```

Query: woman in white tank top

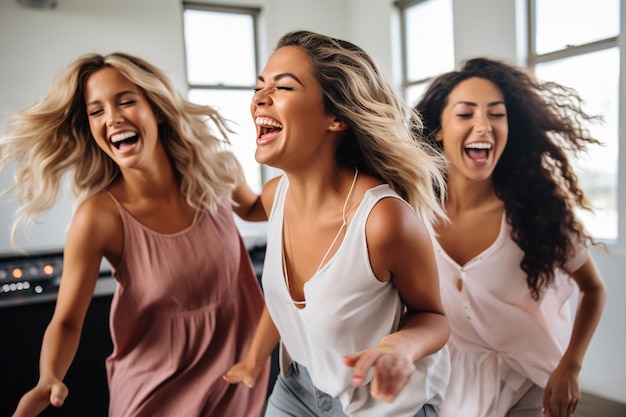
224;30;451;417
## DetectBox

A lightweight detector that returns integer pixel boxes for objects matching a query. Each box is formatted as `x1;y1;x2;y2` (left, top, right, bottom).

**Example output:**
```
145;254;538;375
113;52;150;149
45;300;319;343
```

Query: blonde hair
276;31;447;224
0;52;241;247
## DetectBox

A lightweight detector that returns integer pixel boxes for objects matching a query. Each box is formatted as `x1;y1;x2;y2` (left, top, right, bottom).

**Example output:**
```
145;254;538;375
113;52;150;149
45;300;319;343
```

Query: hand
541;363;580;417
223;359;263;388
12;379;68;417
343;345;415;403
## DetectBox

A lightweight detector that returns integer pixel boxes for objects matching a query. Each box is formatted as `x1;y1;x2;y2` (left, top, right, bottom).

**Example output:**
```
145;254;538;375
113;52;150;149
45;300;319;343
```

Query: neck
285;165;357;215
445;174;498;216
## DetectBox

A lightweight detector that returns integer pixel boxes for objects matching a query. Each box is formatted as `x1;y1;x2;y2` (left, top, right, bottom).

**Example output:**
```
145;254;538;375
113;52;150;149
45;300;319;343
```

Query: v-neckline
434;211;508;269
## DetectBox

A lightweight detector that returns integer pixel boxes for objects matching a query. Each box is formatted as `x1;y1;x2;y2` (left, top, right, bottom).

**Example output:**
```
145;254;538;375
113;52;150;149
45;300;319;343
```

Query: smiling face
251;46;338;170
437;77;508;184
84;66;162;169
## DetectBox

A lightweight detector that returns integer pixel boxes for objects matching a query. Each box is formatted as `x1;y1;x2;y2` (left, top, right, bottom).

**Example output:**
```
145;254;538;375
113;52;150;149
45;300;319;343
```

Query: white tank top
262;175;450;417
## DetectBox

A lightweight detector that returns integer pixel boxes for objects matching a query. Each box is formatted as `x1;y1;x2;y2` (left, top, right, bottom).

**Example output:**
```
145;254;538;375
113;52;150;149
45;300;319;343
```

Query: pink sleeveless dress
105;192;268;417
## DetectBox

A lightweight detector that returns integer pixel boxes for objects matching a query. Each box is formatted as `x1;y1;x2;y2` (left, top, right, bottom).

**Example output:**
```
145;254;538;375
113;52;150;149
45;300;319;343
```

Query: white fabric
432;213;588;417
263;175;450;417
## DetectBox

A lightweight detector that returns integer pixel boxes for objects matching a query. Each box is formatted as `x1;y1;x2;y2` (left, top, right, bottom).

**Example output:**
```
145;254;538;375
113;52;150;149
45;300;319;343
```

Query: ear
434;130;443;142
328;118;349;132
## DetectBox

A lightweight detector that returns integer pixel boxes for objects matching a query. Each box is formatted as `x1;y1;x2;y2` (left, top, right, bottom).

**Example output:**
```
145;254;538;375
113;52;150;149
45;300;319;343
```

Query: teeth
255;117;283;129
111;131;137;143
465;142;492;150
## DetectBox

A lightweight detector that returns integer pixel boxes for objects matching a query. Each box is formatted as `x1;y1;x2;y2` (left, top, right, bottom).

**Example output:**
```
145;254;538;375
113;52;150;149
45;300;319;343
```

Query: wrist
375;342;413;363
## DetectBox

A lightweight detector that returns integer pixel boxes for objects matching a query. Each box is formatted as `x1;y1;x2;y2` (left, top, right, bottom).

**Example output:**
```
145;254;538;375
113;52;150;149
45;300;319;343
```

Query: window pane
183;10;256;86
405;0;454;81
534;0;619;54
535;48;619;240
406;82;429;108
188;89;262;193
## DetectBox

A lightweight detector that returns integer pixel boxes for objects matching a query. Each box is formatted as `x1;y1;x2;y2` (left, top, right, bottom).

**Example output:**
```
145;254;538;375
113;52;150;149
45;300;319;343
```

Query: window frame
526;0;621;243
182;2;265;189
182;2;261;92
395;0;455;103
526;0;618;68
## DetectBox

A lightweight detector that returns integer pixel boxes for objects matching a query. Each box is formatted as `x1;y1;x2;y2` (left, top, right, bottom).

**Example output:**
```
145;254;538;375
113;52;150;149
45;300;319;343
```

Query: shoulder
70;192;123;254
366;195;429;246
74;192;119;227
365;193;438;285
260;175;284;216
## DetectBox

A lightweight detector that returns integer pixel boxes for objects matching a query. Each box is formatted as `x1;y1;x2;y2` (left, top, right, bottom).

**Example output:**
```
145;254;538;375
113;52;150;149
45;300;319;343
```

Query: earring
330;124;336;130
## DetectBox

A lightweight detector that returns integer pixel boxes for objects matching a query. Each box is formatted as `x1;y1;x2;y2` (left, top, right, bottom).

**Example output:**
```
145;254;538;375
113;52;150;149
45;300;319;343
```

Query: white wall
0;0;624;404
0;0;349;254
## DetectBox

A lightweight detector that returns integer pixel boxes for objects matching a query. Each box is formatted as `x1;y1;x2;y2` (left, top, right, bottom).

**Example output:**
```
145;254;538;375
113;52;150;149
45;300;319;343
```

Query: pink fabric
432;213;588;417
105;193;268;417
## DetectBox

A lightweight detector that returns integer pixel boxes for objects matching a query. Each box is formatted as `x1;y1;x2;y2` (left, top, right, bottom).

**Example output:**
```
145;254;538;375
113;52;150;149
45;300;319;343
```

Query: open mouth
464;142;492;162
110;131;139;150
255;117;283;137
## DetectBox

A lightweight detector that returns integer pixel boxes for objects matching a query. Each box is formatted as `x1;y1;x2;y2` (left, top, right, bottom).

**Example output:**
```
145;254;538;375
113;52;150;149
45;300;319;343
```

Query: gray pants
506;382;544;417
264;362;437;417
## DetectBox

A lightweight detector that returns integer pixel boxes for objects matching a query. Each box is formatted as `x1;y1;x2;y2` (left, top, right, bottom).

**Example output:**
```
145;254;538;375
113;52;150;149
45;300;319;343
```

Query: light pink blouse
432;213;588;417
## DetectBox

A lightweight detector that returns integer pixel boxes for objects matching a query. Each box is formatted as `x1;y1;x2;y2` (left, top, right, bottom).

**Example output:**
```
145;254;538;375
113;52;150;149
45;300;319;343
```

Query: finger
243;376;256;388
223;373;240;384
49;383;68;408
342;354;358;367
223;370;255;388
554;401;564;417
369;354;409;402
542;389;551;415
348;352;379;387
342;350;366;367
566;398;577;417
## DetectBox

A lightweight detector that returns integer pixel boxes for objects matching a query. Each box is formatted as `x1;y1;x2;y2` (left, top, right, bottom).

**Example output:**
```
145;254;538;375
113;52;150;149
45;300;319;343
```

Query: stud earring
330;124;336;130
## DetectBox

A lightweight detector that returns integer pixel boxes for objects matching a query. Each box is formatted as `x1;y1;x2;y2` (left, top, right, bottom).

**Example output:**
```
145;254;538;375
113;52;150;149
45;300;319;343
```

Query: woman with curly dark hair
414;57;606;417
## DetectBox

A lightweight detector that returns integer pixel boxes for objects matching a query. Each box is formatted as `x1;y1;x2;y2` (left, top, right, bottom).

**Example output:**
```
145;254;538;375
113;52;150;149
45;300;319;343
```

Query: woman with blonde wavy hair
224;30;450;417
2;52;269;417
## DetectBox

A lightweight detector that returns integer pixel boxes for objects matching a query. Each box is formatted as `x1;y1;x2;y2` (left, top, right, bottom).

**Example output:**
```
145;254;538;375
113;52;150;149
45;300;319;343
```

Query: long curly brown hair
415;57;602;300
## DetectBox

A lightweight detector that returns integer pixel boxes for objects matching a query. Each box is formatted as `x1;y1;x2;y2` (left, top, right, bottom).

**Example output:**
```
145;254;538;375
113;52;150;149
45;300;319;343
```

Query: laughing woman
414;58;606;417
1;53;269;417
224;30;450;417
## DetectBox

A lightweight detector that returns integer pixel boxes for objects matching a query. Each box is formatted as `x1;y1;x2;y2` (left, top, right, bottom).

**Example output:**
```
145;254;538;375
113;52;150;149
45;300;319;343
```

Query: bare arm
224;176;282;386
230;157;267;222
13;199;118;417
543;257;606;417
223;306;280;387
343;197;449;402
232;180;266;222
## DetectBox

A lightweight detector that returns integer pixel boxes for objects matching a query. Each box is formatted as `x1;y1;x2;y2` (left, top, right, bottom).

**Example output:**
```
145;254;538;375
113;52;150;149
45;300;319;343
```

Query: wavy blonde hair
0;52;241;247
276;31;447;224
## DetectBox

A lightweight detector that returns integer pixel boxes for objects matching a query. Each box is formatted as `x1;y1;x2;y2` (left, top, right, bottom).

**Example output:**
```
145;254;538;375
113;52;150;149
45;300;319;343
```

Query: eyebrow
454;100;505;107
86;90;139;107
257;72;305;87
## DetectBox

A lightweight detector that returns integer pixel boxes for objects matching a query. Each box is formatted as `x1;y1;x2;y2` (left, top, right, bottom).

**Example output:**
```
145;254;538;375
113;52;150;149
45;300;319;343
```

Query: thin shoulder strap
105;189;125;212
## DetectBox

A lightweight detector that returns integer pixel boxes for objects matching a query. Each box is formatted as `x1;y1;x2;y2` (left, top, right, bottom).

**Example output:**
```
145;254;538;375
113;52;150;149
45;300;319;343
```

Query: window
529;0;620;240
396;0;455;106
182;3;262;193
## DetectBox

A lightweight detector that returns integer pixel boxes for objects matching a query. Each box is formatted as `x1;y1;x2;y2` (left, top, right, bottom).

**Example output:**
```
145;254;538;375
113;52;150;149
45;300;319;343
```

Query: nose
106;108;124;127
474;125;492;134
474;116;492;134
252;87;272;107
